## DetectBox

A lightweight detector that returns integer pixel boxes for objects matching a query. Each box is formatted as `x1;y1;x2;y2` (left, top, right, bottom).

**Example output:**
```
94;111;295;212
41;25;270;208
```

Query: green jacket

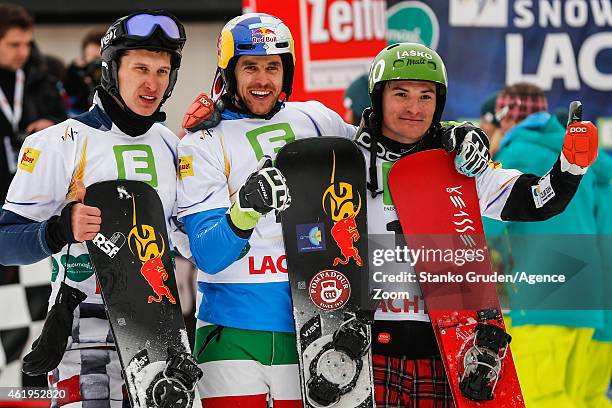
483;112;612;339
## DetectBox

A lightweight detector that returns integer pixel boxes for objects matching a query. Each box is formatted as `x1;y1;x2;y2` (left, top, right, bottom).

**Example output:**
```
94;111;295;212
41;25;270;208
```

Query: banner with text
243;0;387;114
387;0;612;148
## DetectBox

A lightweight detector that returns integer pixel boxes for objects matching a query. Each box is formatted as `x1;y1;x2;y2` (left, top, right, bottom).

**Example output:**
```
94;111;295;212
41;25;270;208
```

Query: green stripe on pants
194;324;299;366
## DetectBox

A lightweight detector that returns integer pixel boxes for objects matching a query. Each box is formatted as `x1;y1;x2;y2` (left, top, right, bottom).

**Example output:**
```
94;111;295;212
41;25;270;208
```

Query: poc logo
198;96;211;107
570;127;588;133
93;232;126;258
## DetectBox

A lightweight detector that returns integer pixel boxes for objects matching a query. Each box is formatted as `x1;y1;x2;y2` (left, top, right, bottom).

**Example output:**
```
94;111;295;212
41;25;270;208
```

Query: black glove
441;122;491;177
237;156;291;215
355;107;376;138
45;202;78;253
22;282;87;376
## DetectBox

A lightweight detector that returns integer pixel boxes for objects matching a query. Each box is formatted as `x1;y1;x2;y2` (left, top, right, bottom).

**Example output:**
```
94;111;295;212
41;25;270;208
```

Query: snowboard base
85;180;202;408
278;138;375;408
389;150;525;407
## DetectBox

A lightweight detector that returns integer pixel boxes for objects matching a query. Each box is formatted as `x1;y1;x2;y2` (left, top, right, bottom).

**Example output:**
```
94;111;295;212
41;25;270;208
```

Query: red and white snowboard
388;149;525;407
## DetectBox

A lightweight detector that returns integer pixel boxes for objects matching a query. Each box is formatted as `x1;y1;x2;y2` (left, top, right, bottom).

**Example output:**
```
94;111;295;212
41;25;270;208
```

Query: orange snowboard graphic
127;197;176;304
322;151;362;267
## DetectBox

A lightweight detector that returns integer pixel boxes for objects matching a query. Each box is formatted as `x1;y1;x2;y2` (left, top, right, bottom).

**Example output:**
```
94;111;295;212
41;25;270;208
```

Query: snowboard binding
459;309;512;401
149;348;203;408
306;315;371;407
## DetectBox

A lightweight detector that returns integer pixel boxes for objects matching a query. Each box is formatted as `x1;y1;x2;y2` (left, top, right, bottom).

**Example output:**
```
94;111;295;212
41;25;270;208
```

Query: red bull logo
127;197;176;304
330;215;362;266
140;256;176;304
252;27;275;36
322;151;363;267
251;27;277;43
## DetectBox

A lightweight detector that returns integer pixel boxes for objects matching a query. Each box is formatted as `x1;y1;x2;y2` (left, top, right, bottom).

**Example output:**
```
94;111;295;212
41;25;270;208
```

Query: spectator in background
343;73;369;126
483;82;612;408
43;54;66;84
479;91;503;156
63;29;104;116
42;54;69;110
0;2;67;389
0;2;66;206
554;106;569;129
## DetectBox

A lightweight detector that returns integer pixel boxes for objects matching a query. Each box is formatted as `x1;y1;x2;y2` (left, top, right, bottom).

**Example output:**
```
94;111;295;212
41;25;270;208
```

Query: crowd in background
0;3;107;206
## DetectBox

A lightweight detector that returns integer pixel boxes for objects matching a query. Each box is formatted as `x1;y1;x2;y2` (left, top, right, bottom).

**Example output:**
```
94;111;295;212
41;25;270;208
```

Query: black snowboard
85;180;199;408
277;138;375;408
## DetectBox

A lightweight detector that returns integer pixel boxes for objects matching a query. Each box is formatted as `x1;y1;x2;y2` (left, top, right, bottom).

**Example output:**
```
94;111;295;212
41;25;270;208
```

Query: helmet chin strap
364;118;441;198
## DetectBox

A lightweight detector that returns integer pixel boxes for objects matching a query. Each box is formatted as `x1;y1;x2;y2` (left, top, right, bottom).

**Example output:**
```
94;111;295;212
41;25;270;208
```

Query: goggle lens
125;14;181;39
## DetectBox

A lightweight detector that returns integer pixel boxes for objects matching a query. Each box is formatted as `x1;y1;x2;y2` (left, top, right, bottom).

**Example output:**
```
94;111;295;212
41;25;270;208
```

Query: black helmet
101;10;186;106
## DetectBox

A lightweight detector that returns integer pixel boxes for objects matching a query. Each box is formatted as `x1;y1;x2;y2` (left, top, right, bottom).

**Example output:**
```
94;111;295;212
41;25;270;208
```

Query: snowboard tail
278;138;375;408
388;149;525;407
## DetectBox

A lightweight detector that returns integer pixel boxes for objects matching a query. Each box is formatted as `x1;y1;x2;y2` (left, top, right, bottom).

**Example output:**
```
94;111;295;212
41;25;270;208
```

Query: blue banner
386;0;612;148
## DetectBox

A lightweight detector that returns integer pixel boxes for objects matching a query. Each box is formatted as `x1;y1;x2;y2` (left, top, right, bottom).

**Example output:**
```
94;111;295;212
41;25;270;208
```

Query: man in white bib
0;10;186;407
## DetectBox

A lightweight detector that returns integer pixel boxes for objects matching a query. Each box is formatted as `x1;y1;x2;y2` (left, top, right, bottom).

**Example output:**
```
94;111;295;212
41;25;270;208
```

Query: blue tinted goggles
123;13;185;41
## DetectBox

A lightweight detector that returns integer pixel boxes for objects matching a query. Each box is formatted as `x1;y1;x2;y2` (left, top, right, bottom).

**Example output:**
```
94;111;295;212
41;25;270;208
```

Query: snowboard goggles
120;12;186;43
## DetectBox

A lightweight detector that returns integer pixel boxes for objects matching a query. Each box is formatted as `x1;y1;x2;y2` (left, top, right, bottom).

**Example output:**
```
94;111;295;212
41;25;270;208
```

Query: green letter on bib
113;144;158;188
246;123;296;161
